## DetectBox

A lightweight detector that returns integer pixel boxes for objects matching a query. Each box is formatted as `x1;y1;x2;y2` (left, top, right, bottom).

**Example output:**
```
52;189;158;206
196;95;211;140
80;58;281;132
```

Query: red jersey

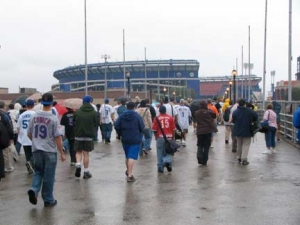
152;114;176;138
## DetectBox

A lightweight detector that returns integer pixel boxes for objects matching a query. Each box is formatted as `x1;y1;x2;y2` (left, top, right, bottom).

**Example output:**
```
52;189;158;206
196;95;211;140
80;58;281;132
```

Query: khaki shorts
74;140;94;152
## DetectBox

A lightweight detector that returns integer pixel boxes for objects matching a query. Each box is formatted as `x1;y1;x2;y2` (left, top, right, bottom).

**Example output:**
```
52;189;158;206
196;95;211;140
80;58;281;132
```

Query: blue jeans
102;123;113;141
144;130;153;150
30;151;57;204
15;141;22;155
265;126;277;148
156;138;172;172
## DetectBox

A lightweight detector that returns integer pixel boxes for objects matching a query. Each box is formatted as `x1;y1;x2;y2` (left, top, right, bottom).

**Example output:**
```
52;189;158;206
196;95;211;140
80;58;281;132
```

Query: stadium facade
52;59;201;99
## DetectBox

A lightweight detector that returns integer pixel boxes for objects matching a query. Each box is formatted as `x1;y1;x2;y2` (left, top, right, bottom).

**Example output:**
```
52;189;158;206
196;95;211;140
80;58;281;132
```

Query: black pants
24;145;33;162
68;139;76;163
197;133;212;165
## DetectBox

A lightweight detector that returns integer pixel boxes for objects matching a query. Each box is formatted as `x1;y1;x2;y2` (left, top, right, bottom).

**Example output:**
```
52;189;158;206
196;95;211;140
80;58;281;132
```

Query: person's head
104;98;109;104
207;99;212;104
140;100;147;108
145;99;150;104
82;95;93;104
199;100;208;109
96;104;101;110
267;104;273;110
52;101;57;107
238;98;246;107
41;93;54;108
180;99;185;105
22;101;27;108
26;99;35;109
8;103;14;110
163;96;169;104
159;105;167;114
170;97;174;102
126;101;135;110
0;101;5;110
120;99;126;105
135;96;140;102
246;102;254;110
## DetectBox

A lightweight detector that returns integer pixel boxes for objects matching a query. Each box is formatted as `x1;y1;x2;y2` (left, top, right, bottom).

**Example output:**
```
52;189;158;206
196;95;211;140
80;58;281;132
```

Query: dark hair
159;105;166;114
140;100;147;107
267;104;273;110
126;102;135;110
8;104;14;110
163;96;169;104
238;99;246;107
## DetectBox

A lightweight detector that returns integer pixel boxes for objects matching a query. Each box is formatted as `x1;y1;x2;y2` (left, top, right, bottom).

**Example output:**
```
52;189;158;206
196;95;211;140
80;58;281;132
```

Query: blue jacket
232;106;258;137
115;110;144;145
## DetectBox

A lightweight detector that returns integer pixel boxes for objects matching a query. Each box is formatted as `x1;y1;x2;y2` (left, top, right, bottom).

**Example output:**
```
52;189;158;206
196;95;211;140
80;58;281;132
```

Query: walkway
1;125;300;225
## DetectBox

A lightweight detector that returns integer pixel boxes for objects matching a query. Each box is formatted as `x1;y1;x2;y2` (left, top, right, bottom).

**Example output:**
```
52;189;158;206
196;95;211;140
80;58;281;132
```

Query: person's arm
55;135;66;162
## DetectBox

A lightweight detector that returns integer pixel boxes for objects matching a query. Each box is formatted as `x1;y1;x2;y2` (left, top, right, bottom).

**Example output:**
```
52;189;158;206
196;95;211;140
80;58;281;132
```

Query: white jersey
113;105;120;121
161;103;178;118
177;105;191;130
100;104;115;124
17;110;36;146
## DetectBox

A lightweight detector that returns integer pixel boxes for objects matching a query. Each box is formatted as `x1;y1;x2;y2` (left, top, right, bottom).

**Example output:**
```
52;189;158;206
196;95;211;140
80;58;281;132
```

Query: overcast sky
0;0;299;94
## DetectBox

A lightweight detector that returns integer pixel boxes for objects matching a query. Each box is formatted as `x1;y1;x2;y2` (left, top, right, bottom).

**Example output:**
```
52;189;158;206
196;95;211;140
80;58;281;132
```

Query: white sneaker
271;149;277;154
262;150;272;154
181;141;186;147
5;167;14;172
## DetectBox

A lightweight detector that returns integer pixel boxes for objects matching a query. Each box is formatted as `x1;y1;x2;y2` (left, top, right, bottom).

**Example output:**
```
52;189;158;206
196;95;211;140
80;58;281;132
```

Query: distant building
200;75;262;100
52;59;200;99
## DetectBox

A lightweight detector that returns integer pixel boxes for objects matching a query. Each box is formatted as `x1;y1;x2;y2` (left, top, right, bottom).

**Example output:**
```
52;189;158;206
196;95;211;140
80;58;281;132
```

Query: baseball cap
41;93;53;106
159;105;166;114
83;95;93;104
26;99;35;107
104;98;109;104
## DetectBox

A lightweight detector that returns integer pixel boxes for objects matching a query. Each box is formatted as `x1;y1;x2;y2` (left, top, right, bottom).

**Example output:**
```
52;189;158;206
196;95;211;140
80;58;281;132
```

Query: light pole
226;87;230;100
126;71;130;98
225;91;228;99
173;91;176;101
84;0;88;95
229;81;232;100
232;69;237;103
101;54;110;99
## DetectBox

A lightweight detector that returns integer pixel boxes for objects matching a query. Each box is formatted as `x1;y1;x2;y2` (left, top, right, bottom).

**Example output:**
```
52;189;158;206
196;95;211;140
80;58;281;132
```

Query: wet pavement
1;125;300;225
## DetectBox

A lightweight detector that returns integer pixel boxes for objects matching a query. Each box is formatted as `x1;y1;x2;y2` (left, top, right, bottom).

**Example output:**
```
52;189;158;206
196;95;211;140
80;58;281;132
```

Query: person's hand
60;152;66;162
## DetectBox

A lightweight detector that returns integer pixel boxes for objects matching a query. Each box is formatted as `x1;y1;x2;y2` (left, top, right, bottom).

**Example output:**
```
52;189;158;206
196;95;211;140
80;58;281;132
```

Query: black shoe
197;158;202;165
127;175;136;182
28;190;37;205
75;166;81;177
242;160;249;165
225;140;229;144
125;170;128;177
44;200;57;207
83;171;92;179
232;149;237;153
165;163;172;172
105;139;110;144
238;158;241;163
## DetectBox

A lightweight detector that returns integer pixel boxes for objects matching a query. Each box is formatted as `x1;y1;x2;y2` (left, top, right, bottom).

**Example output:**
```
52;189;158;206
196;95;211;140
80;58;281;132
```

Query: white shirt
162;103;178;118
113;105;120;121
100;104;115;124
177;105;192;129
17;110;36;146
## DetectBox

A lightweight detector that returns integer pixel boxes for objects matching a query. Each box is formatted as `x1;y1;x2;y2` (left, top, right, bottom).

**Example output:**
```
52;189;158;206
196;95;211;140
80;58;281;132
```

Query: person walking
176;99;192;147
115;102;144;182
152;105;176;173
27;93;66;207
232;99;258;165
135;100;152;156
17;99;36;174
74;95;98;179
144;98;156;151
195;100;216;165
60;107;76;165
99;99;115;144
262;104;278;154
223;100;233;144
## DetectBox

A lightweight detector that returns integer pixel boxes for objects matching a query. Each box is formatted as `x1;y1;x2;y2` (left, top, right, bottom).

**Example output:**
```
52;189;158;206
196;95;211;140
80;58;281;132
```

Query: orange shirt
207;104;219;116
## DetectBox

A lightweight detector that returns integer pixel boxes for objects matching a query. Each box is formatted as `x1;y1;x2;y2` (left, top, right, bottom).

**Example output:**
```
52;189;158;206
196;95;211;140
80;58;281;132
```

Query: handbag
259;111;270;133
142;108;151;139
155;117;180;155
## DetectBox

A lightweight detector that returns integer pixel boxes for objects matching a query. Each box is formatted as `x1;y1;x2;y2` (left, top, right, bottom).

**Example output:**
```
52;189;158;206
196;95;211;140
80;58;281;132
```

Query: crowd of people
0;93;285;208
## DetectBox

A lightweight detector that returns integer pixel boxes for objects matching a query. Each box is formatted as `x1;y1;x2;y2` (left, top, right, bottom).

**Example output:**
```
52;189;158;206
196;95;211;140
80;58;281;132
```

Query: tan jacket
136;107;152;129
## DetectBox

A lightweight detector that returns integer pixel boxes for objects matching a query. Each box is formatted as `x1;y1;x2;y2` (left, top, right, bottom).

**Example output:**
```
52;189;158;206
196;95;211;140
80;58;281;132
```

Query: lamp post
126;71;130;98
225;91;228;99
84;0;88;95
226;87;230;100
232;69;237;103
101;54;110;99
229;81;232;100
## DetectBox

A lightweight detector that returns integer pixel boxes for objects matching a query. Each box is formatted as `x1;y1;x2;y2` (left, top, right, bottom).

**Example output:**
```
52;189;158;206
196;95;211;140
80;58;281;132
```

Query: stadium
52;59;201;100
52;59;262;101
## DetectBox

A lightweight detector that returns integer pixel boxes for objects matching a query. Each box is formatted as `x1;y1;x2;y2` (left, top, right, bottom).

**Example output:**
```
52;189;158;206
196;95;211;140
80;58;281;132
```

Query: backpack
223;106;232;122
0;121;10;150
293;107;300;129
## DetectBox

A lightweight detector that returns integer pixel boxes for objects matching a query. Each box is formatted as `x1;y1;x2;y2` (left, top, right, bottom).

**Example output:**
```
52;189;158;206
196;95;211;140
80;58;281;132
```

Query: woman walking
195;100;216;165
262;104;277;154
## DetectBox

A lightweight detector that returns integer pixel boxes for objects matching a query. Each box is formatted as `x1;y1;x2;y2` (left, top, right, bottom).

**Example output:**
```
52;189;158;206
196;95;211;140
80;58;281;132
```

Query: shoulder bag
155;117;180;155
249;110;261;136
259;110;270;133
